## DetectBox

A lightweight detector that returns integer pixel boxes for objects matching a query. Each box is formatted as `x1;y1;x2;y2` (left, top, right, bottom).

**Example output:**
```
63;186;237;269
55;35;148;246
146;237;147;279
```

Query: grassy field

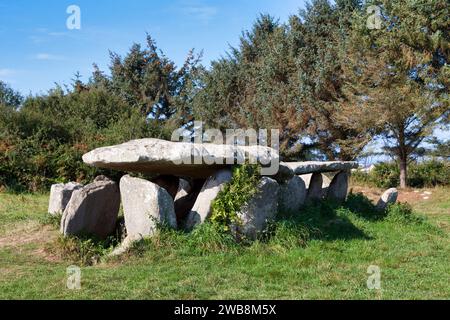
0;187;449;300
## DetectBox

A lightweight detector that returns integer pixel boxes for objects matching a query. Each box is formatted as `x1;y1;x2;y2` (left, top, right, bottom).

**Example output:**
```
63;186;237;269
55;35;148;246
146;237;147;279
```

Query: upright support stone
184;169;232;230
234;177;279;240
305;173;323;202
279;176;306;212
120;175;177;237
60;178;120;239
326;171;349;202
48;182;83;215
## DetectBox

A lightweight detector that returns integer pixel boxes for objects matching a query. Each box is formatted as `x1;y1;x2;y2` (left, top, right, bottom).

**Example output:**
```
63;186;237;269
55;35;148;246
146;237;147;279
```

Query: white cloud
0;68;16;77
34;53;66;61
178;1;218;23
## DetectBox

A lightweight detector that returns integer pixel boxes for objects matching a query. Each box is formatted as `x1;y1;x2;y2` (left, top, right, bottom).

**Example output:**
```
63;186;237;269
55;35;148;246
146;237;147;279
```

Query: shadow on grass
276;196;373;242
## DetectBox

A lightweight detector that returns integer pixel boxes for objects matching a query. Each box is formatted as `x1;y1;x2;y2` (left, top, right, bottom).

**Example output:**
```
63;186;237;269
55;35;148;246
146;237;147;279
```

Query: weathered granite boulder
326;171;349;202
285;161;358;175
279;176;306;212
234;177;279;240
305;173;323;202
376;188;399;211
120;175;177;237
48;182;83;215
82;138;279;179
184;169;233;230
60;179;120;239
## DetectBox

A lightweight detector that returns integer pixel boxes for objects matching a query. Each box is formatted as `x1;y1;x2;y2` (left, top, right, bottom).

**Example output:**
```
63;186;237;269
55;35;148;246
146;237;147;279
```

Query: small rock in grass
376;188;398;211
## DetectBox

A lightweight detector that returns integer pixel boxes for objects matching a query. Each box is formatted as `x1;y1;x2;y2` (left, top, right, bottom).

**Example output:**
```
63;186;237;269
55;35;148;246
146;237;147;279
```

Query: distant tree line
0;0;448;191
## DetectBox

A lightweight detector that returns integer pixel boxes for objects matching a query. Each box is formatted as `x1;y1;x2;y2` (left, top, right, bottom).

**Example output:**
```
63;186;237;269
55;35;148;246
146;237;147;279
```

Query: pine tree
344;0;449;187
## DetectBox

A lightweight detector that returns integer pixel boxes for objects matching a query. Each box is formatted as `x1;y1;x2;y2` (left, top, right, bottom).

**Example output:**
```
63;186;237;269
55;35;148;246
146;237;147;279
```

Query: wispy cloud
34;53;66;61
0;68;16;77
29;29;70;44
178;1;218;24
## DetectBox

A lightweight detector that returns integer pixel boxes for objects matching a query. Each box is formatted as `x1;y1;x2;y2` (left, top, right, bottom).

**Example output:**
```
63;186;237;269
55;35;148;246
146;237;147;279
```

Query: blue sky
0;0;306;95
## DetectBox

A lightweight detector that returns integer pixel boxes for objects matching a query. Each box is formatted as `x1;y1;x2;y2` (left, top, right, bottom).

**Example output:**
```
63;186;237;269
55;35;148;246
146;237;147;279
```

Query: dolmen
49;138;358;246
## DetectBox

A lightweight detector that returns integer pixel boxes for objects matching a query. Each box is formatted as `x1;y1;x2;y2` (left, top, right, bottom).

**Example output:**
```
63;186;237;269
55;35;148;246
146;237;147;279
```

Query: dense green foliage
0;36;200;191
210;165;260;233
344;0;449;187
0;0;448;191
0;88;153;191
352;160;450;188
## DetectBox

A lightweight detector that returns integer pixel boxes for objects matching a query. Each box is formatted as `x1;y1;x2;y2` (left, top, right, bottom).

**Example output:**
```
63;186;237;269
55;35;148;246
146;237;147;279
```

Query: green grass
0;188;449;300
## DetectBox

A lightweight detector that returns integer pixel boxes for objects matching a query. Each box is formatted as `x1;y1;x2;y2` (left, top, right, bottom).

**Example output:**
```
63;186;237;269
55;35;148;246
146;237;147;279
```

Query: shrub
351;160;450;188
210;164;261;233
0;88;157;192
408;160;450;188
371;162;400;188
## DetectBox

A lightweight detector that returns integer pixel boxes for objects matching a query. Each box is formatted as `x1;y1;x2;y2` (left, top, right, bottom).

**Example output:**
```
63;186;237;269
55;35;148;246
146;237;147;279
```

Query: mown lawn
0;187;448;300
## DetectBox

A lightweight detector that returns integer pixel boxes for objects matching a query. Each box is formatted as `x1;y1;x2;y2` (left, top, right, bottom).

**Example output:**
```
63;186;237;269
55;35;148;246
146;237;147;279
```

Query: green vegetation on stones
210;164;261;233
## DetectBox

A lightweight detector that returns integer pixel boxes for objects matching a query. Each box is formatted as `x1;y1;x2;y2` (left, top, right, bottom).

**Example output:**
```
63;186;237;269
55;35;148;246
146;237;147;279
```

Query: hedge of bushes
0;88;166;192
352;160;450;189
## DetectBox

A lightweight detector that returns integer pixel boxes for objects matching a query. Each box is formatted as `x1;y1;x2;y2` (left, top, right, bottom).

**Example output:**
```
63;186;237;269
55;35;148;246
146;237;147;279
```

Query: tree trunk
398;124;408;189
399;157;407;189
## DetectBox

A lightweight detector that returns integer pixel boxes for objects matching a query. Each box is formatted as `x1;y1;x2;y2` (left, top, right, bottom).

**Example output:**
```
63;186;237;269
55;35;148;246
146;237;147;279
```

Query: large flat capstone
285;161;358;175
82;139;279;179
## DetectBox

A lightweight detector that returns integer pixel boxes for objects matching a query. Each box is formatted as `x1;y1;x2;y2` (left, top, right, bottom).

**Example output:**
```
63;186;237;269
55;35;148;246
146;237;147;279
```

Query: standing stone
120;175;177;237
376;188;399;211
327;171;349;202
60;179;120;239
234;177;279;240
184;169;232;230
48;182;83;215
278;176;306;212
305;173;323;202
